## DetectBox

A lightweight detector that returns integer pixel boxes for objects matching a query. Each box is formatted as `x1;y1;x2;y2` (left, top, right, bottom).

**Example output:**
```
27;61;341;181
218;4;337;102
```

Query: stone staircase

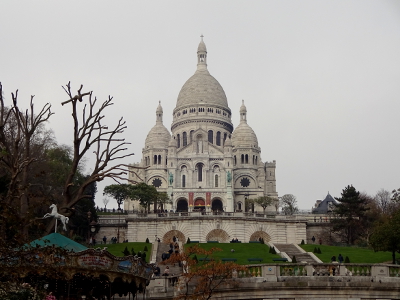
155;241;182;276
274;243;318;263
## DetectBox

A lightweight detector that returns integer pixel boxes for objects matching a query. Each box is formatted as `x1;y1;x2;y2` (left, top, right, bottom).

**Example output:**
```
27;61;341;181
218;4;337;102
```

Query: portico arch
206;229;230;243
194;198;205;211
163;230;186;244
176;198;188;212
249;231;271;243
211;198;223;211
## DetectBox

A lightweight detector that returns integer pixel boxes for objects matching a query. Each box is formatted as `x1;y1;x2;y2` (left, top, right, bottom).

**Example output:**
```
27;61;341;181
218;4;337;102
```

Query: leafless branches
60;82;135;209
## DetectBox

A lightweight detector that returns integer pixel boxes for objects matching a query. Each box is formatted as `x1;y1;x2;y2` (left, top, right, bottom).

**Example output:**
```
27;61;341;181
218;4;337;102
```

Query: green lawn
104;242;152;262
185;242;282;265
300;244;392;264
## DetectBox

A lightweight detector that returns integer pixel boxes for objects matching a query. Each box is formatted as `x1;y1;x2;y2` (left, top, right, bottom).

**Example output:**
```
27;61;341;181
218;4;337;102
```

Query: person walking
338;254;344;264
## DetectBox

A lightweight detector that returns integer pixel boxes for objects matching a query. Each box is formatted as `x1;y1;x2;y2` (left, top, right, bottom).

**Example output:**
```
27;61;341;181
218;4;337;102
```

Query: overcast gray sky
1;1;399;210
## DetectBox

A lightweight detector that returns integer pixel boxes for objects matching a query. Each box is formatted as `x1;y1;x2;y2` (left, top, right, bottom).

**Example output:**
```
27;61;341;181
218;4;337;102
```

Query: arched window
158;155;161;165
223;133;227;146
255;156;258;165
215;174;219;187
190;130;194;143
153;155;157;165
177;134;181;148
208;130;213;144
245;154;249;164
182;175;186;188
216;132;221;146
183;132;187;146
234;155;237;166
241;154;244;164
196;163;203;182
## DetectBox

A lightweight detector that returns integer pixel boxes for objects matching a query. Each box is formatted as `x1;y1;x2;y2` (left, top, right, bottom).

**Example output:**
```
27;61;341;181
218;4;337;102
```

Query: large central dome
176;69;228;109
174;37;230;112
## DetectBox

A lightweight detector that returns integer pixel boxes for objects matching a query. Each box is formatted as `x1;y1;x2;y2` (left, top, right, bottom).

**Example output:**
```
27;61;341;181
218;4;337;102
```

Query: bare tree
45;83;141;233
280;194;299;215
103;197;110;211
0;83;54;238
374;189;394;215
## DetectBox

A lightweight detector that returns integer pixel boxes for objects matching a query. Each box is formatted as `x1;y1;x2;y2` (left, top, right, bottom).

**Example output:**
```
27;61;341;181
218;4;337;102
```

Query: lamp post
90;220;97;244
117;207;121;243
87;211;92;244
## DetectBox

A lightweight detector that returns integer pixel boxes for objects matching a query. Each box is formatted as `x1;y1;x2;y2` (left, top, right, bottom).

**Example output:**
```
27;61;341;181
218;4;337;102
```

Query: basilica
128;37;278;213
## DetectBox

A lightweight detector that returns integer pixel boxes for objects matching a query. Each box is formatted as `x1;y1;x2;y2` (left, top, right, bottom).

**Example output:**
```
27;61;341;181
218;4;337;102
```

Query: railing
123;211;306;219
237;263;400;278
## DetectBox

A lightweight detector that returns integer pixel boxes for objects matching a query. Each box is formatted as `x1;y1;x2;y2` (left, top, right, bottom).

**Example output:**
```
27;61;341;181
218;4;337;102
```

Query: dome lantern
197;35;207;70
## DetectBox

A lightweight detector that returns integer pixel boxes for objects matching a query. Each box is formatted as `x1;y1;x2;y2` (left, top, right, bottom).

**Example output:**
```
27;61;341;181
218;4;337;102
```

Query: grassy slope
185;243;282;265
300;244;392;264
104;242;152;262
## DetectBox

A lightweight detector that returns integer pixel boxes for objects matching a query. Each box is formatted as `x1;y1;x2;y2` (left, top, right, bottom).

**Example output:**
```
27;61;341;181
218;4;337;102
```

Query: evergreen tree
331;185;369;245
122;246;130;256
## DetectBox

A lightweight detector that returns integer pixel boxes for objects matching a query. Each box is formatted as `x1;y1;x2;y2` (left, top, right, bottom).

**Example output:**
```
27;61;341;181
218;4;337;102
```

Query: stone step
274;243;319;263
155;240;182;276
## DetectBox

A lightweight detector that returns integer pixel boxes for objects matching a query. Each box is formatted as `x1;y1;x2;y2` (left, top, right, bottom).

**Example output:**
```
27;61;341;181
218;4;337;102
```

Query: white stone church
126;37;278;214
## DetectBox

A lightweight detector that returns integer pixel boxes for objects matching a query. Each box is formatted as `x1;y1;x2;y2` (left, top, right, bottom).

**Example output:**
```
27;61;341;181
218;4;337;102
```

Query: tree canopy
331;185;369;245
369;209;400;264
252;196;275;213
280;194;299;215
104;182;168;213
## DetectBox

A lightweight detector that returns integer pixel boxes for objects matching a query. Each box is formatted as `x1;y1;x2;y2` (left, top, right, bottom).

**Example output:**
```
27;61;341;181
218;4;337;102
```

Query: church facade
128;38;278;213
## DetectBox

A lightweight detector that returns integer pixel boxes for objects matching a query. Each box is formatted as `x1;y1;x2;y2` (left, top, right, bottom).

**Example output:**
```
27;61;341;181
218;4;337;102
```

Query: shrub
187;237;191;244
122;246;130;256
144;246;148;252
131;248;136;256
301;239;305;245
145;238;150;243
345;256;350;263
313;247;318;253
271;246;276;254
292;255;297;263
318;247;322;254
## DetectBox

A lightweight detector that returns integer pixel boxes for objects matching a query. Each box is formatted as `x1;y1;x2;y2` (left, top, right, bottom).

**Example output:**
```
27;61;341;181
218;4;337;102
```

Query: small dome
232;122;258;148
145;124;171;149
232;100;258;148
145;102;171;148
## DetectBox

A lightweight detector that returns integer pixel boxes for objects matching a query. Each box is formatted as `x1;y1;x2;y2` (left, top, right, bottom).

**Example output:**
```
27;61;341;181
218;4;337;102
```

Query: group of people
331;254;344;264
230;238;240;243
329;254;344;276
155;236;181;277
